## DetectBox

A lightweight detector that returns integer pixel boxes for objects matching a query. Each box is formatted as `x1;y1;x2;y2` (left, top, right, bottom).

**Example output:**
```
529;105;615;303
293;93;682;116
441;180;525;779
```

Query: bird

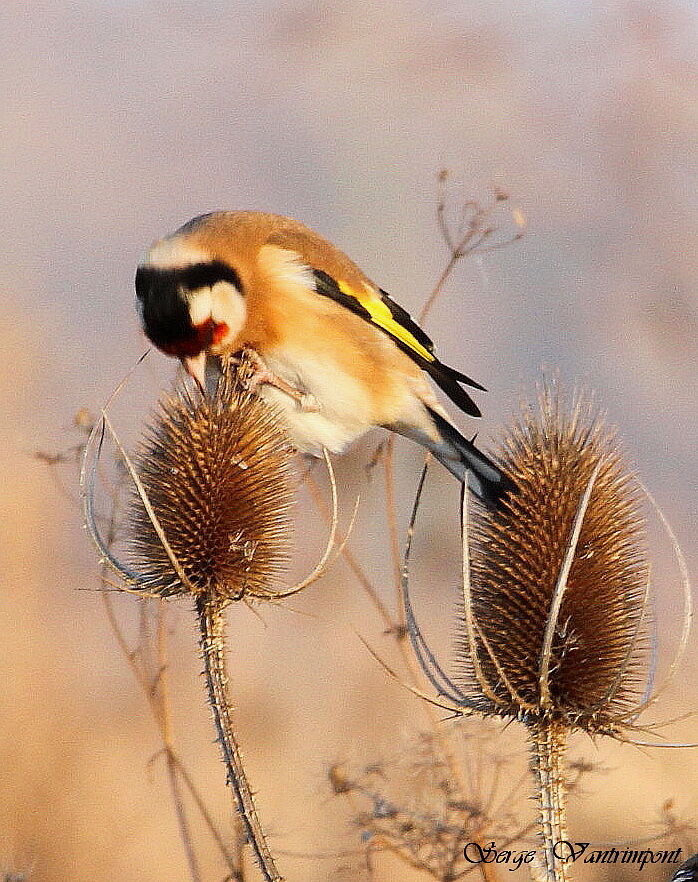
671;854;698;882
134;210;514;507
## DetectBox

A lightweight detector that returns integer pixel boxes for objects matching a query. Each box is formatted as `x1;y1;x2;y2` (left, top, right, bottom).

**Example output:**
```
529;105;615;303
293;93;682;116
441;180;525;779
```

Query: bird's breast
258;346;379;455
235;264;427;455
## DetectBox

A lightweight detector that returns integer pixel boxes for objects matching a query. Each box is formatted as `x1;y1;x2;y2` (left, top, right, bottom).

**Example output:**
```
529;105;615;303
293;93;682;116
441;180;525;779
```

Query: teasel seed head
128;356;295;602
458;387;651;734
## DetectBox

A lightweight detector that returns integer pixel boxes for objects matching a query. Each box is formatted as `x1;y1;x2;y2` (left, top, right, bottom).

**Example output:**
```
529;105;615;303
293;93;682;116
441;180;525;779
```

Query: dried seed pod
459;389;651;733
401;386;663;882
128;358;295;602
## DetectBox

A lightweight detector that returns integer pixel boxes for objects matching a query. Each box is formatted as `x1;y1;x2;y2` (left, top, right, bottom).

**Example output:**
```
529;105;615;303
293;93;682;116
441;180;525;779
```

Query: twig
197;598;283;881
382;439;403;611
528;722;570;882
538;465;601;707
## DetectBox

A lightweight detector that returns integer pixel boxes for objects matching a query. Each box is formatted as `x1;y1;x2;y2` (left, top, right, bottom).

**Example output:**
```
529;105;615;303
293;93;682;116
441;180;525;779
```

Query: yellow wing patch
338;281;436;363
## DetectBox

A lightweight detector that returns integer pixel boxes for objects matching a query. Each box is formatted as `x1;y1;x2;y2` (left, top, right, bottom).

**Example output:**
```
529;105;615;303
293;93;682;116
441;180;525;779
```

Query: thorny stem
528;722;570;882
197;598;283;882
173;757;247;880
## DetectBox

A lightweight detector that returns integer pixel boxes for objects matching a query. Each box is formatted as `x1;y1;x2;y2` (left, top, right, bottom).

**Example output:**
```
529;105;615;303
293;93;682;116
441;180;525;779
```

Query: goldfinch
135;211;513;506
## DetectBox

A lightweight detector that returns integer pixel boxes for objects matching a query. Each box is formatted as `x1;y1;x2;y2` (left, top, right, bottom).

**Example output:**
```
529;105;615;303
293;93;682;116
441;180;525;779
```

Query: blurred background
1;0;696;879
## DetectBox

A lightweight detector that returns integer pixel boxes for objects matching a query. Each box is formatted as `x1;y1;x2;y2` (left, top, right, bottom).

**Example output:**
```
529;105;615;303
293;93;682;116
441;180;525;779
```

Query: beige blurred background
1;1;697;879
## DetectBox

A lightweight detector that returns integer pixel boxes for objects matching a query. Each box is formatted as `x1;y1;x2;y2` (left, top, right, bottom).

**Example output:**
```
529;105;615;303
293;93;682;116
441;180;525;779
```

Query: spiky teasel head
128;356;295;603
459;387;651;735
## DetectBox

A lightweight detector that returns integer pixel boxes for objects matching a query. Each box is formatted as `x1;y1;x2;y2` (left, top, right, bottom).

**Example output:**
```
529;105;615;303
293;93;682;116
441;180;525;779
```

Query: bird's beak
182;352;207;392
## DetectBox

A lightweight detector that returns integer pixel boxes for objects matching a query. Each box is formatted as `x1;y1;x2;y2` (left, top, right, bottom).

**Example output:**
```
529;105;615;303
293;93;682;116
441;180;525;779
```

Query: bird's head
135;236;246;390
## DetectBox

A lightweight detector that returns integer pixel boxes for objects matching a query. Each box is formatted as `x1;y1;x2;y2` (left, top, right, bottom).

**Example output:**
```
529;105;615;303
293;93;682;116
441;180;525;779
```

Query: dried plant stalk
127;356;295;882
81;354;308;882
198;600;281;881
528;722;570;882
462;389;651;881
403;386;659;882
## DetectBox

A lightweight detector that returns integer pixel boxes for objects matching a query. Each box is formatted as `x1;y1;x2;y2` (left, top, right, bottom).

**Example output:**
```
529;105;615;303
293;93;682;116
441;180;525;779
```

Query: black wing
312;269;485;417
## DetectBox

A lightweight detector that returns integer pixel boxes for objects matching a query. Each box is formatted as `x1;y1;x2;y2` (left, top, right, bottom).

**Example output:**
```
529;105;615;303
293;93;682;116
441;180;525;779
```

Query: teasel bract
83;353;335;882
127;355;295;602
461;390;651;731
402;387;673;882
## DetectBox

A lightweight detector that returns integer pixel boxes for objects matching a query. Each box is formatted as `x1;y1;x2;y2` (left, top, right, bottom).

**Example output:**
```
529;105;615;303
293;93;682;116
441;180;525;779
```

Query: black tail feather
423;360;484;417
446;365;487;392
424;407;515;509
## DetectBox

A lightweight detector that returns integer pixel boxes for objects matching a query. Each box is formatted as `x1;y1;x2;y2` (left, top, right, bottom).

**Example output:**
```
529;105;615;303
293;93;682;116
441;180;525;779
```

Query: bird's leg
240;348;320;413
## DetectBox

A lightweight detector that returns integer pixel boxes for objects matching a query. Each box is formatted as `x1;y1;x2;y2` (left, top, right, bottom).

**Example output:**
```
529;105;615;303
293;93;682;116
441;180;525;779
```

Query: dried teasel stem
528;722;570;882
402;386;674;882
197;597;282;882
83;353;344;882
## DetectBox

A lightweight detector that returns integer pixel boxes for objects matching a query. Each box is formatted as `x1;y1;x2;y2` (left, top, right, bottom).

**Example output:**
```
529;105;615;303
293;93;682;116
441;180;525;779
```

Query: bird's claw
241;349;318;412
298;393;320;413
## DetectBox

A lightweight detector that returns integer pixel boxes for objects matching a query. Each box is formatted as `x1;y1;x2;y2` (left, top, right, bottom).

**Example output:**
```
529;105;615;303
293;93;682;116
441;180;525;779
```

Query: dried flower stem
382;438;403;600
172;755;247;879
528;722;570;882
94;463;245;882
399;388;673;882
197;597;282;882
421;173;524;325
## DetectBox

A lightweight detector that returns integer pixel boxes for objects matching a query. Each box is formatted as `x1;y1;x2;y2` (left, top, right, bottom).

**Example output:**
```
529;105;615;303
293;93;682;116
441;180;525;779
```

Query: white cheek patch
211;282;247;340
144;237;209;269
188;289;213;326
